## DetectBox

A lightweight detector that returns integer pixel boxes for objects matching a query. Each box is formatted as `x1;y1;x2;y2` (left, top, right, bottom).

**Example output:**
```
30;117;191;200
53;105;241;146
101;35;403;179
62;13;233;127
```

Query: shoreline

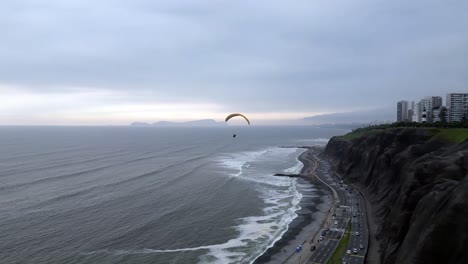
254;147;334;264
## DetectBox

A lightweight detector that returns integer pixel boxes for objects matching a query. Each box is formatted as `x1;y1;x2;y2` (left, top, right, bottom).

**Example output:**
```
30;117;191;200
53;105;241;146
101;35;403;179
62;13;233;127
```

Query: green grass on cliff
435;129;468;143
339;128;468;143
338;129;382;140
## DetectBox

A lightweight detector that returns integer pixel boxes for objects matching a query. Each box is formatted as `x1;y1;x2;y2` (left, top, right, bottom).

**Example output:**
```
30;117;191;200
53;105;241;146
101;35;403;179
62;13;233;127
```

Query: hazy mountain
153;119;227;126
304;108;394;124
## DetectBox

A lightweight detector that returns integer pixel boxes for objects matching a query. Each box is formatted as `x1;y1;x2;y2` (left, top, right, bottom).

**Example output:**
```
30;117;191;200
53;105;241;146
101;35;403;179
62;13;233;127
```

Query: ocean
0;126;345;264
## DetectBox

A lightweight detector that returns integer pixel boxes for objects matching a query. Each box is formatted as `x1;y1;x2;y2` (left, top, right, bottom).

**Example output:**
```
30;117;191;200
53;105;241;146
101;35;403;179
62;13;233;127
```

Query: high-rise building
407;101;414;122
397;101;409;122
419;96;443;123
432;106;443;122
432;96;442;108
447;93;468;122
413;101;421;123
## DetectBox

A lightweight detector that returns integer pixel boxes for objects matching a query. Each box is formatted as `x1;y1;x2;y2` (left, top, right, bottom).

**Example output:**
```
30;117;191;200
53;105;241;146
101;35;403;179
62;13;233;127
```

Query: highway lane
304;152;350;264
304;150;369;264
342;192;368;264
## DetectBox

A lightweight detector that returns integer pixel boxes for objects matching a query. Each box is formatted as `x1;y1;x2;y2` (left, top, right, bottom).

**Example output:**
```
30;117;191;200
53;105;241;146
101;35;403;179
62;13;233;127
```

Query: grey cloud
0;0;467;114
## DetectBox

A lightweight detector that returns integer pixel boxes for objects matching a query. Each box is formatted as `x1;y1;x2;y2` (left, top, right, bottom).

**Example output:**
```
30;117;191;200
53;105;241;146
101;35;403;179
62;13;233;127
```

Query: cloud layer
1;0;467;124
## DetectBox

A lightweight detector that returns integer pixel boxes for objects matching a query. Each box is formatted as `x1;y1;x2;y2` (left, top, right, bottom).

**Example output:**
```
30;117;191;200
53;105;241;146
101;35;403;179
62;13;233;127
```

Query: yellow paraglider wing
225;113;250;125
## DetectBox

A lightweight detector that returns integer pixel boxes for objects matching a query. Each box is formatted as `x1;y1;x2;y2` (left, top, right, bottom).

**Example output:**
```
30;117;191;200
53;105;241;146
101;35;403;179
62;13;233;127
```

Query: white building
413;101;421;122
447;93;468;122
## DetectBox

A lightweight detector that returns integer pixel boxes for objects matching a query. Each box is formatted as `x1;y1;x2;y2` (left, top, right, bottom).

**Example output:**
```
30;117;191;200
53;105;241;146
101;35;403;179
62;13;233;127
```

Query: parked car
310;245;316;251
319;236;324;241
360;244;364;250
334;221;338;225
353;248;358;254
355;232;360;236
346;249;352;255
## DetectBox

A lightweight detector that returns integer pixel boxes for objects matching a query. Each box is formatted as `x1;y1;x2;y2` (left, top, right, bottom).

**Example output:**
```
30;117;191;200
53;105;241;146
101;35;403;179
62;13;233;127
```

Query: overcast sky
1;0;467;125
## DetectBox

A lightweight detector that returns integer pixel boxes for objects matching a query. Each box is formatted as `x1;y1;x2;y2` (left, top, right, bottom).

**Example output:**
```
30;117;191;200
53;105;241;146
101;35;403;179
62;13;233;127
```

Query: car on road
346;249;352;255
353;213;356;217
360;244;364;250
353;248;358;254
355;232;360;236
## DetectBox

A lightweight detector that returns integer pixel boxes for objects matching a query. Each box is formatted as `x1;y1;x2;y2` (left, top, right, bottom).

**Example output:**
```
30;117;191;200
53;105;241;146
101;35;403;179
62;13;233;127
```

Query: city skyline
396;92;468;123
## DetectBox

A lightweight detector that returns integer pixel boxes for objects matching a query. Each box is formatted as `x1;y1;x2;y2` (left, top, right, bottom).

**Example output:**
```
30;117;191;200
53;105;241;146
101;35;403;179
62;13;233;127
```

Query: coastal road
341;191;368;264
303;149;368;264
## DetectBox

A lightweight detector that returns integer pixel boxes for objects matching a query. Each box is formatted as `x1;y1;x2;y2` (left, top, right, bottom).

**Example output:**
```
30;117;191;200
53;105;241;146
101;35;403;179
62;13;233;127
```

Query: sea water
0;126;345;264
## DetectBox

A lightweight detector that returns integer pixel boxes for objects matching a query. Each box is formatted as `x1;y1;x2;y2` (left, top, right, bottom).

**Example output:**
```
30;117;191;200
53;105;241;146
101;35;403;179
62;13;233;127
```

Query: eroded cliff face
324;128;468;264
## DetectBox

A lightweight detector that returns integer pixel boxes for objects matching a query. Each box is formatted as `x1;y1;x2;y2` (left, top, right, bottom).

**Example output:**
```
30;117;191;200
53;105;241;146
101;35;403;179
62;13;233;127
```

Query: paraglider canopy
225;113;250;125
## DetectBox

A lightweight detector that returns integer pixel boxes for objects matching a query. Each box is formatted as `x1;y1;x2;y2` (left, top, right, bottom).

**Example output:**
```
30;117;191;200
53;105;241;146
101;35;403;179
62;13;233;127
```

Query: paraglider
225;113;250;125
225;113;250;138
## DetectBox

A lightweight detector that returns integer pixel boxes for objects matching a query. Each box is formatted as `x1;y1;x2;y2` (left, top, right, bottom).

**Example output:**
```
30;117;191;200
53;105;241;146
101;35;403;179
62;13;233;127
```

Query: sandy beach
254;148;335;264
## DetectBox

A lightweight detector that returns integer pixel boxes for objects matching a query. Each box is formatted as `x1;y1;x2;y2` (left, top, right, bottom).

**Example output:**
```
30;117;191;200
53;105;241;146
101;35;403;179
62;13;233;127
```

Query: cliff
324;128;468;264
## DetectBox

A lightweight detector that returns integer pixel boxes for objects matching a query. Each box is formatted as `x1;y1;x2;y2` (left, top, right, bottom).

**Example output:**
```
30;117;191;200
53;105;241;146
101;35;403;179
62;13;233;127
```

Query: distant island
130;119;227;127
130;122;151;126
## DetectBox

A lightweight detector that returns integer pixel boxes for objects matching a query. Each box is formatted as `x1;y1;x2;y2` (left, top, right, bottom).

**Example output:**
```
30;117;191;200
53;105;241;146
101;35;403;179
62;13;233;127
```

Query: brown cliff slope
324;128;468;264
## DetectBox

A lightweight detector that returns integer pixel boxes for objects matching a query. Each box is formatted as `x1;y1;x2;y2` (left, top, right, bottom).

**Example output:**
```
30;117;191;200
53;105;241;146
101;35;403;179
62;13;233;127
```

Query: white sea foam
283;156;304;174
206;147;305;263
218;148;270;177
